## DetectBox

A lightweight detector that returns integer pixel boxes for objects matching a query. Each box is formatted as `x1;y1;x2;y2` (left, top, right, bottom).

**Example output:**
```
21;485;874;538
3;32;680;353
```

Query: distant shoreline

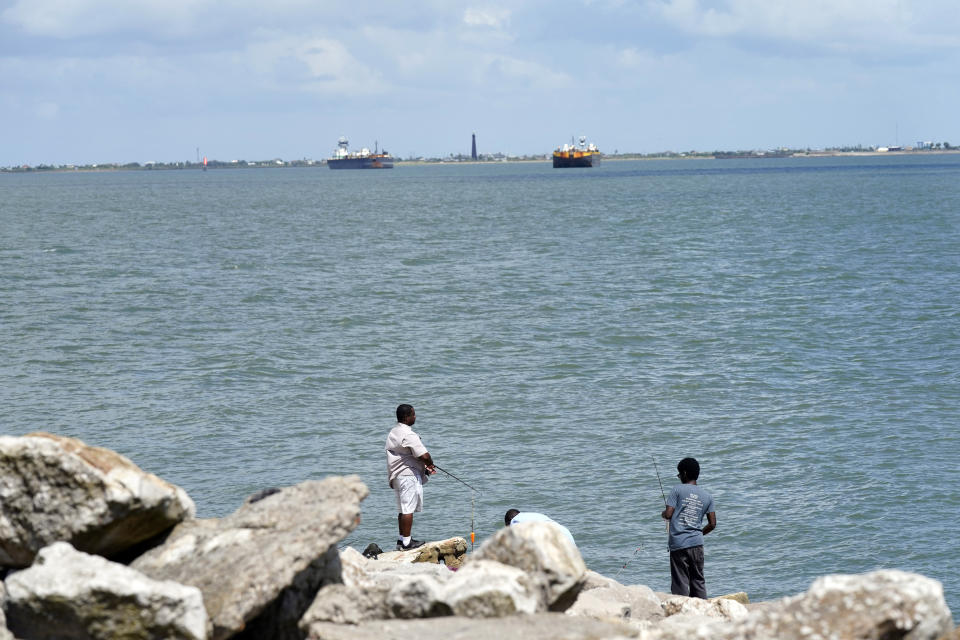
5;149;959;173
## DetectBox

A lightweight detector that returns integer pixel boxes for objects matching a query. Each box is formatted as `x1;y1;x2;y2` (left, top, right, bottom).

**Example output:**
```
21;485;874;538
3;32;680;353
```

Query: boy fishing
660;457;716;598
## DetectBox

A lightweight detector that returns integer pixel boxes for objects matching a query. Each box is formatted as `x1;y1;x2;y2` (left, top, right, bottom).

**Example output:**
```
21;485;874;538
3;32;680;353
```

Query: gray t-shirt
666;483;714;551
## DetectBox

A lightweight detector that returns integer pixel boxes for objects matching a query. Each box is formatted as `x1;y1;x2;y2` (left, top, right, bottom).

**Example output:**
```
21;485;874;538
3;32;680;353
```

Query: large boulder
376;537;468;568
302;613;640;640
300;546;545;630
730;570;953;640
0;582;14;640
0;433;195;568
300;546;460;625
645;570;953;640
570;571;664;624
661;595;748;621
469;521;587;612
132;476;368;640
4;541;208;640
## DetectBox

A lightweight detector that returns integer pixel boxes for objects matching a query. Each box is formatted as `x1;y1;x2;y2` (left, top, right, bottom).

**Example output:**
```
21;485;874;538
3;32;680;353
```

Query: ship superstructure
553;136;601;168
327;137;394;169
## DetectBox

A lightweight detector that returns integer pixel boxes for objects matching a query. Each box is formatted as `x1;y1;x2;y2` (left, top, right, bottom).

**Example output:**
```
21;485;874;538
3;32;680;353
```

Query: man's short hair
678;457;700;481
396;404;414;422
504;509;520;526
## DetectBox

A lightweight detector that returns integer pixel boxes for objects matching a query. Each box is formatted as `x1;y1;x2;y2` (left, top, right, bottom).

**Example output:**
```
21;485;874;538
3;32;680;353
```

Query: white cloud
463;7;511;29
1;0;203;38
648;0;960;55
479;54;573;90
244;34;384;95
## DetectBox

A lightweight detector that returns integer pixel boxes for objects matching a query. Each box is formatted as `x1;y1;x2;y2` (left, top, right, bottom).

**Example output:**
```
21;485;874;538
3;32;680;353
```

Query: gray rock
301;546;458;625
301;548;544;627
645;570;953;640
302;613;640;640
377;536;468;568
132;476;368;640
0;581;13;640
569;575;664;624
730;570;954;640
4;541;208;640
0;433;195;568
661;595;747;621
470;521;587;612
441;559;539;617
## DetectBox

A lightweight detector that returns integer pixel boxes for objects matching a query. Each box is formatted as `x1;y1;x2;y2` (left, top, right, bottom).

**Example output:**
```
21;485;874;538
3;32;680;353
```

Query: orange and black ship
553;136;601;168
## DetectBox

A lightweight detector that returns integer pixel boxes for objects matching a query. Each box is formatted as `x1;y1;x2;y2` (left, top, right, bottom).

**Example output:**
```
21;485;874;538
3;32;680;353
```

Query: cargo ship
553;136;601;168
327;137;394;169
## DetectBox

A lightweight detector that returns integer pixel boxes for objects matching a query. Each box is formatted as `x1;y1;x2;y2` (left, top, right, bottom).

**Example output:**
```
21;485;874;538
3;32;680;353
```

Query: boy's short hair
678;457;700;480
504;508;520;526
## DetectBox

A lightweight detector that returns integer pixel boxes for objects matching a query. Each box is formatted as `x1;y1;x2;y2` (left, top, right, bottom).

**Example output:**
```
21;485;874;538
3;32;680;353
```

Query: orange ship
553;136;601;168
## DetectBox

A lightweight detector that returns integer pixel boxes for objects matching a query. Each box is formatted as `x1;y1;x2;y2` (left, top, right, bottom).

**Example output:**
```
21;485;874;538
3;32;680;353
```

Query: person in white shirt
504;508;577;547
385;404;436;550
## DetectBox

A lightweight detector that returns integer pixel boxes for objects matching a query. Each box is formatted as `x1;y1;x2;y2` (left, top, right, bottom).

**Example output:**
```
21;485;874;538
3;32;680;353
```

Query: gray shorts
393;474;423;514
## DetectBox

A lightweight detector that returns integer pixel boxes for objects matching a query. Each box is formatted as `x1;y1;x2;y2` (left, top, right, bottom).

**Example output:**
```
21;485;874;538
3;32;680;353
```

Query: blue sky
2;0;958;165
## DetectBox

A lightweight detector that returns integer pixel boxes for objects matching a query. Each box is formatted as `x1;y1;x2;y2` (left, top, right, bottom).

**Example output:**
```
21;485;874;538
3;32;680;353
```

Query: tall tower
471;133;478;160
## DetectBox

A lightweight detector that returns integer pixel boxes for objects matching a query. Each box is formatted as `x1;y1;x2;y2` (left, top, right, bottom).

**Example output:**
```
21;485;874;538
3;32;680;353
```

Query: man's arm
661;505;674;520
420;452;436;474
702;512;716;536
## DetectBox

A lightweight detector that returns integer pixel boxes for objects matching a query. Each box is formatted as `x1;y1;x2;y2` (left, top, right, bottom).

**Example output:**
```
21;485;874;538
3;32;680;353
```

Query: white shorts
393;474;423;514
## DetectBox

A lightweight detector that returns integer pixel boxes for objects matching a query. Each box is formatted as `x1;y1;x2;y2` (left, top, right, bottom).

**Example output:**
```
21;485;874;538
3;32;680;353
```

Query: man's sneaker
396;538;425;551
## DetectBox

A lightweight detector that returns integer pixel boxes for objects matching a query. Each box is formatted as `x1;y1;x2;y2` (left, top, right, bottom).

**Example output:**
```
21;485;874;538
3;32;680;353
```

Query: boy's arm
702;512;716;535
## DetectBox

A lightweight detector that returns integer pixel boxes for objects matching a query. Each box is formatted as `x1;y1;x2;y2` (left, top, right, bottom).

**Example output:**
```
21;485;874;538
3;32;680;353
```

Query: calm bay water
2;156;959;612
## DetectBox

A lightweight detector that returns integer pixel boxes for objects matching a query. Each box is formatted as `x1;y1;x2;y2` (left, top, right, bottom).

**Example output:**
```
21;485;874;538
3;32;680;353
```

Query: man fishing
385;404;435;550
660;457;716;598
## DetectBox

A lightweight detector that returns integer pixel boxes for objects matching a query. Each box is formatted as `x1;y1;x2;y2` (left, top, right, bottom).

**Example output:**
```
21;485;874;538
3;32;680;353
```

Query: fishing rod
433;464;481;493
651;456;669;533
432;464;479;549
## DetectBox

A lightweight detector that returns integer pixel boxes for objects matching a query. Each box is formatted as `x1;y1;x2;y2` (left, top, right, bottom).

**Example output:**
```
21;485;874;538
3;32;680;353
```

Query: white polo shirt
385;422;428;488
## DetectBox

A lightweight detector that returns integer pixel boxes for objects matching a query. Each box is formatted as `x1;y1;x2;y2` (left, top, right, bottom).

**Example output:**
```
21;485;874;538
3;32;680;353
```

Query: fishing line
614;543;644;580
433;464;479;550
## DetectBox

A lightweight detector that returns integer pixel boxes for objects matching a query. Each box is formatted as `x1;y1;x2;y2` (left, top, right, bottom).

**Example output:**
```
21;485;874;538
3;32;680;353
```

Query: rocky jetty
0;432;956;640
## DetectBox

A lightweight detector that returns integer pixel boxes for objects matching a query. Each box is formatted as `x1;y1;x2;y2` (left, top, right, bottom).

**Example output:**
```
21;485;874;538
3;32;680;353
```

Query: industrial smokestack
471;133;477;161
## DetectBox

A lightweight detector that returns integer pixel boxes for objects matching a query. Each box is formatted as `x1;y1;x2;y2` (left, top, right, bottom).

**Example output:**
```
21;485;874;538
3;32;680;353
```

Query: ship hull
552;152;600;168
327;156;394;169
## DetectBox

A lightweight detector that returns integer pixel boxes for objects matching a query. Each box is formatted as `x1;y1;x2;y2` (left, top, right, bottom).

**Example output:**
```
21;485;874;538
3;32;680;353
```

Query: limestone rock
470;521;587;612
441;559;540;617
0;582;13;640
300;545;460;625
4;541;208;640
301;547;545;626
662;595;748;621
132;476;368;640
715;592;749;605
646;570;953;640
566;589;631;621
568;581;664;624
302;612;640;640
0;432;195;568
375;537;468;568
640;612;731;639
731;570;954;640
